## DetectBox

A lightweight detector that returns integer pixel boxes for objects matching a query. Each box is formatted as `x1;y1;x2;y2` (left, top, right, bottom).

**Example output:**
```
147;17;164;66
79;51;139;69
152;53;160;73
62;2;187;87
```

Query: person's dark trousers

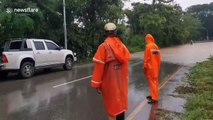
116;112;125;120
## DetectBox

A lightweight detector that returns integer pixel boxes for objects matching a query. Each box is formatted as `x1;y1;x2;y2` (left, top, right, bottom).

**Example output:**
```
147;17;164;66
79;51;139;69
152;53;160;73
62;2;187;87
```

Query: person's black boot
116;112;125;120
146;96;152;100
147;99;158;104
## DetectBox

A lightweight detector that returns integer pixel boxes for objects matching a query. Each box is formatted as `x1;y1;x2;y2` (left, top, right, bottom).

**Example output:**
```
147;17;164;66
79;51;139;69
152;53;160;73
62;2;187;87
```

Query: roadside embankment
182;57;213;119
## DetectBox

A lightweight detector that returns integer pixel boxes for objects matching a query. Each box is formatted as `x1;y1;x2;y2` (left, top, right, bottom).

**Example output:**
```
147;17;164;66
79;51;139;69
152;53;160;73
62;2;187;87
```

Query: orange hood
105;37;130;63
145;34;155;44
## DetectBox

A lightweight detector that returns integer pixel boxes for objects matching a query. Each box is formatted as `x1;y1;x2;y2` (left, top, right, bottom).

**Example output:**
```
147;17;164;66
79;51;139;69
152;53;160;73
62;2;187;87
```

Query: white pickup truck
0;38;77;78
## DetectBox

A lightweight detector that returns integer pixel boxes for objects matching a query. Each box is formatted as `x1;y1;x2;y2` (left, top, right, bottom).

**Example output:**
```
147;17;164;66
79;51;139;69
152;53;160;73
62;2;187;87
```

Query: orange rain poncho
91;36;130;117
144;34;161;101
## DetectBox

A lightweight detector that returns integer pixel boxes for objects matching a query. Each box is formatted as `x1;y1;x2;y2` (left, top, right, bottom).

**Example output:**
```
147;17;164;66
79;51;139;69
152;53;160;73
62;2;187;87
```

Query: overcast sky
124;0;213;10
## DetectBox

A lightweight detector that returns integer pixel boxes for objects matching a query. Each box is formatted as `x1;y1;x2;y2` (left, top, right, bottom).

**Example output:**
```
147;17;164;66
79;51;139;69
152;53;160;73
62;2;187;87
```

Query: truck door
45;41;63;64
32;40;49;67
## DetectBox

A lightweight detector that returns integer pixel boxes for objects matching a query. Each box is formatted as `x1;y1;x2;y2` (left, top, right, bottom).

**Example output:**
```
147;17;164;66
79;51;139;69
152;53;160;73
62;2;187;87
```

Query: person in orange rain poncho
91;23;130;120
143;34;161;104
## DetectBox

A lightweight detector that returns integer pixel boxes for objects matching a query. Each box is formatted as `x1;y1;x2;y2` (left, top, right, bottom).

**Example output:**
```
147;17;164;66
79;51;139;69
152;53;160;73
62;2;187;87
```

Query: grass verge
183;57;213;119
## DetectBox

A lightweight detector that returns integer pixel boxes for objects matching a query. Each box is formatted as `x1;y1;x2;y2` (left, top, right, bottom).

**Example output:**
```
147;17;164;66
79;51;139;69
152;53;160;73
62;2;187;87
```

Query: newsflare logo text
6;7;39;13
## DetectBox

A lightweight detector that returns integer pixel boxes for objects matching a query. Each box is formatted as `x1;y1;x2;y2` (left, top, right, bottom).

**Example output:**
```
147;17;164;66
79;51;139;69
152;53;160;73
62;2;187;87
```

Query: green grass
183;57;213;120
128;46;143;53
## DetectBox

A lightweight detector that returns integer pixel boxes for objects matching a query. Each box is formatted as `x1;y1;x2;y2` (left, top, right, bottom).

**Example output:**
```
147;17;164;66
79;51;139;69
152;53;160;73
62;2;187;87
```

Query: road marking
53;62;182;119
126;100;147;120
53;75;92;88
126;66;183;120
159;66;182;89
53;60;143;88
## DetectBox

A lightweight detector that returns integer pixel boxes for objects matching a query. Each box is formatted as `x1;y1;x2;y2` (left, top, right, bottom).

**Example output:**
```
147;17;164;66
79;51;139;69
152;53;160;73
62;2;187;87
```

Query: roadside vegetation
183;57;213;119
0;0;213;61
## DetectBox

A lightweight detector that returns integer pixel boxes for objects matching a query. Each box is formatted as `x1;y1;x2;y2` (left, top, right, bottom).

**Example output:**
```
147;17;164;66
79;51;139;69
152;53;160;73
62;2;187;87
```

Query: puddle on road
0;58;185;120
127;60;180;116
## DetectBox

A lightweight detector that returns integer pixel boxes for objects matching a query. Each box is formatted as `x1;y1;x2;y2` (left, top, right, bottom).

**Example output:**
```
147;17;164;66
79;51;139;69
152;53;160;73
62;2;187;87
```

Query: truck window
46;42;59;50
9;41;22;50
34;41;45;50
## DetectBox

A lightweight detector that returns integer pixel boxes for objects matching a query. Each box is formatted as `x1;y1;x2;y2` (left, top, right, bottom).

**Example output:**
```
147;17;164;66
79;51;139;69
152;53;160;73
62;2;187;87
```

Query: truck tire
19;62;35;78
63;56;73;70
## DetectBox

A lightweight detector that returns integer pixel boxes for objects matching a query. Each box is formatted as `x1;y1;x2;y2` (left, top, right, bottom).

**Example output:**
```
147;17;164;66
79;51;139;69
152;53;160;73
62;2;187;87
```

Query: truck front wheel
19;62;35;78
63;56;73;70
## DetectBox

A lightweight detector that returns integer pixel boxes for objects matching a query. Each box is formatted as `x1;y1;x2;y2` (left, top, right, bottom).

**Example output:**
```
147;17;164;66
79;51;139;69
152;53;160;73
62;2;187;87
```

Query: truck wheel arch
65;54;74;62
20;58;35;68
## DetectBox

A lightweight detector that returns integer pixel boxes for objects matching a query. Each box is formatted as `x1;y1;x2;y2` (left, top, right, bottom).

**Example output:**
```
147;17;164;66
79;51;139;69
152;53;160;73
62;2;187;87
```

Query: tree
0;0;125;60
125;2;202;49
0;0;205;59
0;0;37;45
181;14;203;42
187;2;213;40
150;0;174;5
64;0;125;59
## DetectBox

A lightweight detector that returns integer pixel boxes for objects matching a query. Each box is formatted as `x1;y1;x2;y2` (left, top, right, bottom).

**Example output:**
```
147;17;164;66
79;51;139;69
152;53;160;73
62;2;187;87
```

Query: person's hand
96;88;102;94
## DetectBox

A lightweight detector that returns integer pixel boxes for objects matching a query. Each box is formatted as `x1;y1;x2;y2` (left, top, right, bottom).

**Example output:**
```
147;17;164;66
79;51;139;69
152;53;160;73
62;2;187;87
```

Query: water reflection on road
0;60;179;120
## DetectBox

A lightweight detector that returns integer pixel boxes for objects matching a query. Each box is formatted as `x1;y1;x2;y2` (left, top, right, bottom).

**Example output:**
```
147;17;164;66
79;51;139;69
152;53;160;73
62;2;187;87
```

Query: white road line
126;67;183;120
126;100;147;120
52;60;142;88
53;75;92;88
52;61;182;119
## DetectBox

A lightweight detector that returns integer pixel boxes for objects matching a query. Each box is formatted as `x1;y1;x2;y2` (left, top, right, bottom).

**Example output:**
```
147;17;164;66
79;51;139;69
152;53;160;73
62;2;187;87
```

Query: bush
127;35;145;53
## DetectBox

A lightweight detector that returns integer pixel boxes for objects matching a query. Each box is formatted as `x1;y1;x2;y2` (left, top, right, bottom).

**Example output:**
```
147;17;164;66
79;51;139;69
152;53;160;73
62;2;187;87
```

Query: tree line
0;0;212;60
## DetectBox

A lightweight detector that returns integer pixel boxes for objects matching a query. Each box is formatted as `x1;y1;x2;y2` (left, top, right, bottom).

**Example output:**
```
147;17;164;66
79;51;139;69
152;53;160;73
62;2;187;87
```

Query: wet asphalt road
0;42;213;120
0;60;178;120
131;41;213;66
